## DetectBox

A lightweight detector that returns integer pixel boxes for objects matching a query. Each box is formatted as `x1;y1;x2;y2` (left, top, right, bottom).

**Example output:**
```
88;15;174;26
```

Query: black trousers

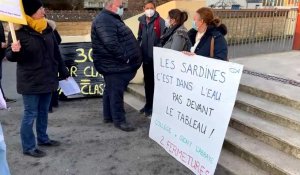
103;71;136;125
142;62;154;111
49;90;59;111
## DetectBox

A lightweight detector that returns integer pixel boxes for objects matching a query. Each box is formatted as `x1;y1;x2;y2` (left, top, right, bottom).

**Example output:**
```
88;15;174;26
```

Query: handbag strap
210;37;215;58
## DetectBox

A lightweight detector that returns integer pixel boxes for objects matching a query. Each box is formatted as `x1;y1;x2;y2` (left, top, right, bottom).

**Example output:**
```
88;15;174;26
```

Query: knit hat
22;0;43;16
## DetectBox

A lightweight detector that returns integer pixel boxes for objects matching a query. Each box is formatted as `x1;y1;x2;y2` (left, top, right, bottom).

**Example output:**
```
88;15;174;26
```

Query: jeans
21;93;52;152
0;124;11;175
103;71;136;125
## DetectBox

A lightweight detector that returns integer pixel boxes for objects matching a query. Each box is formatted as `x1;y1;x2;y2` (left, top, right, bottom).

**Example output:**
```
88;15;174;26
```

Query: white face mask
192;20;198;30
116;7;124;16
165;18;170;28
145;9;155;18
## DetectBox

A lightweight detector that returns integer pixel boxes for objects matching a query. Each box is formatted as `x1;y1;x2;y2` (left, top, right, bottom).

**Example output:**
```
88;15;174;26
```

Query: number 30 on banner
75;48;94;63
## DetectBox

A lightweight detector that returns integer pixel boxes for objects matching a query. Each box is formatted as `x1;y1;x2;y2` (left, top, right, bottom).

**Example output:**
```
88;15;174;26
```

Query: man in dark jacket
91;0;142;132
6;0;69;158
137;0;165;117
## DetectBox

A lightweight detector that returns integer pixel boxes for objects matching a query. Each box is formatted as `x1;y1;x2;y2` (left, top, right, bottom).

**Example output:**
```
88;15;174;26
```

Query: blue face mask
192;20;198;30
116;7;124;16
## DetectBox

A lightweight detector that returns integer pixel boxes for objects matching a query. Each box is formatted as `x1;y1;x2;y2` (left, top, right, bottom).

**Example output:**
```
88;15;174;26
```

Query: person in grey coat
159;9;191;51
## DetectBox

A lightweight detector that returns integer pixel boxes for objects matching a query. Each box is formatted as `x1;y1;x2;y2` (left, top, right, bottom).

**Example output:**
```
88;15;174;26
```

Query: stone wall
55;9;296;39
56;22;92;36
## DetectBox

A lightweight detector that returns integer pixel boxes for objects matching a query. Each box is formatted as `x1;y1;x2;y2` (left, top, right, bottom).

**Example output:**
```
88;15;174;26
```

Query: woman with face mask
185;7;228;61
159;9;191;51
137;0;165;117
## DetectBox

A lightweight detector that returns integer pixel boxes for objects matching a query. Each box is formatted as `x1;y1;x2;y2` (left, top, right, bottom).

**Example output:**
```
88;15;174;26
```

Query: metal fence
214;2;299;58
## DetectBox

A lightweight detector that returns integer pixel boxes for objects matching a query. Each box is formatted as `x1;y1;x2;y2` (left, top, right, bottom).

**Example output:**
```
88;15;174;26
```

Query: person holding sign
137;0;165;117
185;7;228;61
5;0;70;158
159;9;191;51
91;0;142;132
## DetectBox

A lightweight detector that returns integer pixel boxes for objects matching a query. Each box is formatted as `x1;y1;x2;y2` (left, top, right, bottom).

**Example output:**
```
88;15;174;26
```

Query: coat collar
22;24;53;36
102;9;122;21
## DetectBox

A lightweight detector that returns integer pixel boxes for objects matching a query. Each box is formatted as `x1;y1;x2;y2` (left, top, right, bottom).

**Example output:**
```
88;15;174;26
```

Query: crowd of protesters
0;0;228;159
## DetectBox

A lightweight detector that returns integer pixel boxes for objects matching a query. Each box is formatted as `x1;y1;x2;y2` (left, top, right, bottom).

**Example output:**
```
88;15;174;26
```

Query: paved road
1;61;231;175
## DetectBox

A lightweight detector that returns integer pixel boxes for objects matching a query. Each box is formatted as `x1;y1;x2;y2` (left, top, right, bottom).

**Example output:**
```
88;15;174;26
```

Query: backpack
139;16;161;38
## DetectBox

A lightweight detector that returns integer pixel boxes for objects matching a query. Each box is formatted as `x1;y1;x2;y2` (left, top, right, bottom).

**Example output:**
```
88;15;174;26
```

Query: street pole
292;2;300;50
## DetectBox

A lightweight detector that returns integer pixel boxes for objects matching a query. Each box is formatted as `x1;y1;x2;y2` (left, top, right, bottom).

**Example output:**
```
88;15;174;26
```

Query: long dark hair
168;9;188;26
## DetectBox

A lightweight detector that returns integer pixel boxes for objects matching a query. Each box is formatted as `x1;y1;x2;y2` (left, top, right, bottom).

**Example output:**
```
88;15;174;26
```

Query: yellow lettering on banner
83;66;91;77
83;66;103;78
70;66;78;77
75;48;88;63
58;88;63;95
88;48;94;62
99;84;104;95
75;48;94;63
80;79;104;95
80;79;90;95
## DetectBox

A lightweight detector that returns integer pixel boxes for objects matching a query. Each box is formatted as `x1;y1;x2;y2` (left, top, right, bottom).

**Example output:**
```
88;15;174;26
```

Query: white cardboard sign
0;0;27;24
149;47;243;175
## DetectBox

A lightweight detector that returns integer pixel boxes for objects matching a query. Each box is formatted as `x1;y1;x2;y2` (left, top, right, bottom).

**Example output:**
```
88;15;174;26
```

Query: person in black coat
184;7;228;61
91;0;142;132
6;0;69;158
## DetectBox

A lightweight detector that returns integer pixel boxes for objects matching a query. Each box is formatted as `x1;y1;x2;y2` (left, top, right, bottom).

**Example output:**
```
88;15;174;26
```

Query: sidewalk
232;51;300;103
0;61;196;175
1;51;299;175
0;98;196;175
233;51;300;82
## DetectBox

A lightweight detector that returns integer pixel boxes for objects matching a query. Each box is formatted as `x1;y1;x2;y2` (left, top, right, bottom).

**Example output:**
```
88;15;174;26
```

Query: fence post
293;3;300;50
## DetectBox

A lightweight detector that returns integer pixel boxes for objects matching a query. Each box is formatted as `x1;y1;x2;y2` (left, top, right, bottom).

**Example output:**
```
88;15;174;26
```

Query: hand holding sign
182;51;196;56
11;40;21;52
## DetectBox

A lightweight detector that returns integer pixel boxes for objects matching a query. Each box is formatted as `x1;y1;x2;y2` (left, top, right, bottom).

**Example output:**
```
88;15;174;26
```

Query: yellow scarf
25;15;47;33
